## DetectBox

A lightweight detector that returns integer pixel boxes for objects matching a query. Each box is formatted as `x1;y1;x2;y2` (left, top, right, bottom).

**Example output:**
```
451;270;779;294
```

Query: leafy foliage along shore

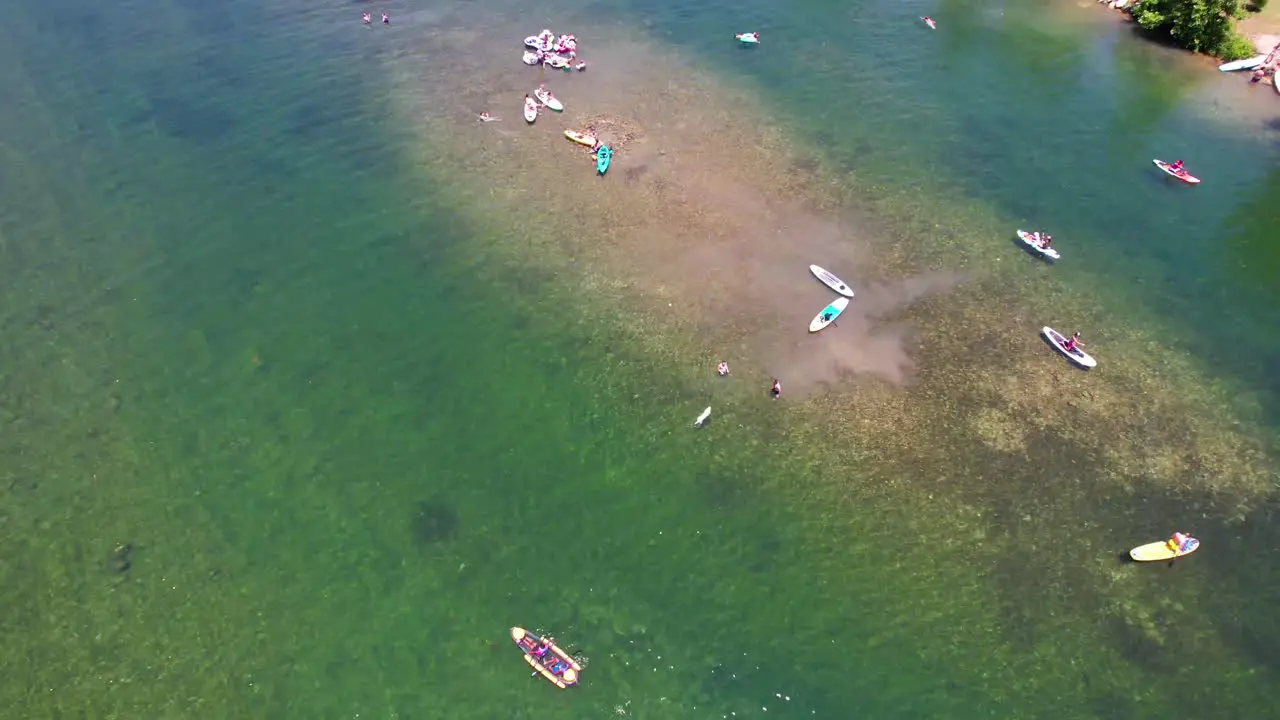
1131;0;1262;61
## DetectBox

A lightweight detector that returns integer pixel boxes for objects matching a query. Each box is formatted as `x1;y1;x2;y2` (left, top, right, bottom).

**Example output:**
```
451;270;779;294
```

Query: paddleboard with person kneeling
1153;158;1199;185
1042;327;1096;369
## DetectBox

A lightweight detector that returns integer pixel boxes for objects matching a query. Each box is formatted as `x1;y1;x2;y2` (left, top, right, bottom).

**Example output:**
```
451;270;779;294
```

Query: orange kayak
510;627;581;688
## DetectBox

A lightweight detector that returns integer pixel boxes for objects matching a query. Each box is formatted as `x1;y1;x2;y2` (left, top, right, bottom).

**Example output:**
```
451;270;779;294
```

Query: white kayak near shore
1218;55;1266;72
1042;327;1096;368
809;265;855;297
534;87;563;111
809;297;850;333
1016;230;1060;260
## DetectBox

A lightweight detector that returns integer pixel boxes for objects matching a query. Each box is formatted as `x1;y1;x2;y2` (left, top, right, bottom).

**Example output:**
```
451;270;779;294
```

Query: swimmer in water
382;12;389;24
478;112;500;122
362;12;371;25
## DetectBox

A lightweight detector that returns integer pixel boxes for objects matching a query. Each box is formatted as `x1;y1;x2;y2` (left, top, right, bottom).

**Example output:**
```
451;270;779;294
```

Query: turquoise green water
3;0;1280;718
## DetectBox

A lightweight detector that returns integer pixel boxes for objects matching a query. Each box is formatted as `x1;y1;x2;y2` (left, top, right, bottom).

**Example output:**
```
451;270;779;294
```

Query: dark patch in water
412;499;459;546
141;93;234;144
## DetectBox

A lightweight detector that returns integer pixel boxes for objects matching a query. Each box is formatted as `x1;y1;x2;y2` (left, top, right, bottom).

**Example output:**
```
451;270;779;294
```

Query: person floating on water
1167;531;1196;554
770;379;782;399
717;361;729;376
1062;331;1083;352
478;112;500;122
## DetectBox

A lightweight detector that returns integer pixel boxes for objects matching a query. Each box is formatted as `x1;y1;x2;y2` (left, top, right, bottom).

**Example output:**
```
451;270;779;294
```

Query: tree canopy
1131;0;1256;59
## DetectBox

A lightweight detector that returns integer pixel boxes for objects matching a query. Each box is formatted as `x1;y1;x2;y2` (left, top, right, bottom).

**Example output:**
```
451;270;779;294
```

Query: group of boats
517;32;612;175
508;26;1206;692
522;28;586;71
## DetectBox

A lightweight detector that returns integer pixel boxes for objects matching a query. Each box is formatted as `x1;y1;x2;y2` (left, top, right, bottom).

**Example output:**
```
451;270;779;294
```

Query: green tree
1132;0;1254;59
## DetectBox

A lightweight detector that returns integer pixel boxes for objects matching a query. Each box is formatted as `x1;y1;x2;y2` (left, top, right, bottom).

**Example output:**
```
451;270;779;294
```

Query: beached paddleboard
1218;55;1265;72
595;145;612;174
1153;159;1200;184
809;265;855;297
1129;537;1200;562
564;129;596;147
809;297;850;333
1016;230;1061;261
522;51;540;66
534;87;563;111
1042;326;1096;368
511;627;581;689
735;33;759;44
523;97;539;123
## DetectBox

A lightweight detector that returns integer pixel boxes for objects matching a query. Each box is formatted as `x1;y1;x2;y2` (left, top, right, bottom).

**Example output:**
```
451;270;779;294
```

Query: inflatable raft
511;627;581;689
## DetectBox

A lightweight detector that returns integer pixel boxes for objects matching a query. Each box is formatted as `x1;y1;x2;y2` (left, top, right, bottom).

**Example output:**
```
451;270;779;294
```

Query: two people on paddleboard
1167;531;1196;554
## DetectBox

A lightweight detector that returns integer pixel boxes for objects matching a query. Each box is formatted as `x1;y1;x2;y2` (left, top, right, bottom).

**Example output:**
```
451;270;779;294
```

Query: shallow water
2;0;1279;718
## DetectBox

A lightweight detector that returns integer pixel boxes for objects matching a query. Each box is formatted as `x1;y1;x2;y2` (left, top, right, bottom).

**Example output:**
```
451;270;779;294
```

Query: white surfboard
1042;326;1096;368
809;297;850;333
809;265;855;297
534;87;563;111
523;97;539;123
1218;55;1265;72
1016;230;1060;260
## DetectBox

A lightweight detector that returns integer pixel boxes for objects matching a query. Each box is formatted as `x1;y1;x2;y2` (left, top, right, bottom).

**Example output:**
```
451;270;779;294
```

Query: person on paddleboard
717;361;729;376
770;379;782;399
1167;531;1194;553
1170;159;1185;174
1063;331;1083;352
1039;233;1053;249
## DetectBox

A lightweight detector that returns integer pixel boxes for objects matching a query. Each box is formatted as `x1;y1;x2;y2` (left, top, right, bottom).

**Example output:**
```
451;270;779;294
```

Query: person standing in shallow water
382;12;389;24
362;12;371;25
770;379;781;399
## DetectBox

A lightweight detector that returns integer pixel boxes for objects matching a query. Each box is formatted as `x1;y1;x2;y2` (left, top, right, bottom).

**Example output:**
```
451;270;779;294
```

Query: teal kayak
596;145;612;175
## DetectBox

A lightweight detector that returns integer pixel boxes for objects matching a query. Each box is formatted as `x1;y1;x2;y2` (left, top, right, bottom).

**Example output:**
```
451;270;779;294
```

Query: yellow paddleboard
1129;537;1199;562
564;129;596;147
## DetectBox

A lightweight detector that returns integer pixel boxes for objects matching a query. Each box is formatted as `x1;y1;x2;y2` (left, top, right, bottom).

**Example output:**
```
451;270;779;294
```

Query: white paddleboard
735;33;759;44
523;97;539;123
809;265;855;297
534;88;564;111
1042;327;1096;368
1015;230;1061;260
693;406;711;428
524;35;540;49
1218;55;1265;72
809;297;850;333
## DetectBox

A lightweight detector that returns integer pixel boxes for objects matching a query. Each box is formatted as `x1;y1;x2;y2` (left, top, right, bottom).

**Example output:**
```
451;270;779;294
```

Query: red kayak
1153;159;1200;184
